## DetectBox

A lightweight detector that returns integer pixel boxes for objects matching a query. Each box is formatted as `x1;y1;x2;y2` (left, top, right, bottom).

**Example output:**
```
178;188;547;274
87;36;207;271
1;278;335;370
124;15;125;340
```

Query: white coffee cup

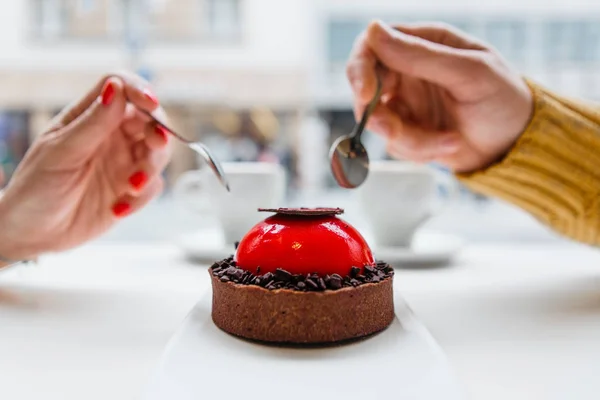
173;162;286;244
357;161;456;248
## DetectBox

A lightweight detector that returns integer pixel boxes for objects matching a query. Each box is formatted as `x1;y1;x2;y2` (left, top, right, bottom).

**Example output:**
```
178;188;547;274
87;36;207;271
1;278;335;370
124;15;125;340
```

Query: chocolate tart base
210;273;394;344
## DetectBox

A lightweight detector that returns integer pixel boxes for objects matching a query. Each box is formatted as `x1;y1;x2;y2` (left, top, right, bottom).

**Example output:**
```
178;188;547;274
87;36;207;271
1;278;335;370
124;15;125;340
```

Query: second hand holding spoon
329;71;383;189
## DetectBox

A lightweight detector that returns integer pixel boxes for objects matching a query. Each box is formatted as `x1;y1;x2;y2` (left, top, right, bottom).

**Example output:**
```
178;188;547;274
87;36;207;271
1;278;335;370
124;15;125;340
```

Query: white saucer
178;228;236;263
372;231;464;268
144;292;466;400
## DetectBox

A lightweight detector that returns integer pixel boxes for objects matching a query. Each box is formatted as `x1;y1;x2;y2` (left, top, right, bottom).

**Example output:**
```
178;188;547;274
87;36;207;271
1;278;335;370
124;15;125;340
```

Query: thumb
366;21;484;91
57;77;127;155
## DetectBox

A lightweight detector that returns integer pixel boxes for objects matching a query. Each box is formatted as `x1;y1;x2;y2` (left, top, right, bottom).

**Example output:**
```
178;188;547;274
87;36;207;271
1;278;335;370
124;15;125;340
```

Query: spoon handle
351;72;383;141
140;109;230;191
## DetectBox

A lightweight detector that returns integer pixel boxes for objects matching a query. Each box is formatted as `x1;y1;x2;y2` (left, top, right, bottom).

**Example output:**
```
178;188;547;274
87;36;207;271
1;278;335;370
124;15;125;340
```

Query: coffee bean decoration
209;256;393;292
274;268;292;282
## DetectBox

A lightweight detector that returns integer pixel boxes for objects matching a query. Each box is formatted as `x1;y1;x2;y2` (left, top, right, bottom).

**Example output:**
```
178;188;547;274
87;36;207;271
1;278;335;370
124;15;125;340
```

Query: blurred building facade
0;0;314;188
1;0;600;190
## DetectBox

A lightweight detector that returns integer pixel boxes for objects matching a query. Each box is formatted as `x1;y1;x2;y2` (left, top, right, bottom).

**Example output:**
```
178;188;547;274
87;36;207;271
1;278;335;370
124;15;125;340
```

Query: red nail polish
155;125;169;143
112;202;131;218
128;171;148;190
101;81;115;106
144;88;159;106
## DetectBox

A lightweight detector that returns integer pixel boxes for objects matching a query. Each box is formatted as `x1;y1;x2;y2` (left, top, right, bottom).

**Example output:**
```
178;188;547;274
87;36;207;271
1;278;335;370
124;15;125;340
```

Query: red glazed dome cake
209;207;395;344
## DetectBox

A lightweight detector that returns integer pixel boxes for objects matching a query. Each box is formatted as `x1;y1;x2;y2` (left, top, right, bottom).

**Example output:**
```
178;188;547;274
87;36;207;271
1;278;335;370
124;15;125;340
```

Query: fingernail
101;81;115;106
370;20;387;38
375;20;395;35
371;20;396;44
112;202;131;218
128;171;148;190
144;88;159;106
155;125;169;143
351;78;364;94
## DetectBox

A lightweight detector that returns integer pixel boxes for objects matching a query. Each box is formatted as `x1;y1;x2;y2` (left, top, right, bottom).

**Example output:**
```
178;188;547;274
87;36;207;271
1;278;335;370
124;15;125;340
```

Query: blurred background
1;0;594;243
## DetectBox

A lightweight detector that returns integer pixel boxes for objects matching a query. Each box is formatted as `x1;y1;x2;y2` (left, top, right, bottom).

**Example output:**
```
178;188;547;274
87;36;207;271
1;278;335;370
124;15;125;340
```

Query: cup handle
430;168;460;217
172;170;211;214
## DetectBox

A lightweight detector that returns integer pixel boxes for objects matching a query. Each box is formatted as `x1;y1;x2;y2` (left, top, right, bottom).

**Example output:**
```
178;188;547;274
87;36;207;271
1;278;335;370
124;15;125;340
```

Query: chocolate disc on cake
258;207;344;216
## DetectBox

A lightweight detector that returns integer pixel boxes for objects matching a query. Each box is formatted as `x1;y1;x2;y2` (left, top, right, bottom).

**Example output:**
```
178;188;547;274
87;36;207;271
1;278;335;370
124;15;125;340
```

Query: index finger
52;71;159;130
346;31;378;105
115;70;160;113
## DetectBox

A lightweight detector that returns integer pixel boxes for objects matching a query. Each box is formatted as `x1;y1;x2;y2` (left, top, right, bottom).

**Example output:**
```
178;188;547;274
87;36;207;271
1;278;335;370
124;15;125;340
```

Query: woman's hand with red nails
346;21;533;173
0;72;171;261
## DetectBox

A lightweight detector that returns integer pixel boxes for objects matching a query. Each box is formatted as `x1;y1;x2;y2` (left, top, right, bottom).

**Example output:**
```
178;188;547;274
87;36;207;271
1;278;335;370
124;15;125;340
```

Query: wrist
462;76;535;174
490;77;536;168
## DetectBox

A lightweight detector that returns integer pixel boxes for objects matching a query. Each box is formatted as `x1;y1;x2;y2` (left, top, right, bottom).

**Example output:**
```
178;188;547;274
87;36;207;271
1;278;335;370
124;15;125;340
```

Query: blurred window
119;0;147;45
327;19;364;71
544;20;578;63
484;19;526;63
33;0;113;40
31;0;242;42
543;19;600;64
0;112;30;185
579;21;600;63
32;0;69;39
202;0;241;40
78;0;97;13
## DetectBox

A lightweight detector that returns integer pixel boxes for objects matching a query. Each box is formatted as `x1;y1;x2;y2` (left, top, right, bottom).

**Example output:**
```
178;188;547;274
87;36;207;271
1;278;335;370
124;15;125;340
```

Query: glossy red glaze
235;214;374;276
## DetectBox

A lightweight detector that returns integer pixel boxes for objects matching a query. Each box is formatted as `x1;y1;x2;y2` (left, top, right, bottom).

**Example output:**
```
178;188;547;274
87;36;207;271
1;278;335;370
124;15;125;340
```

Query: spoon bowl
329;70;382;189
329;136;370;189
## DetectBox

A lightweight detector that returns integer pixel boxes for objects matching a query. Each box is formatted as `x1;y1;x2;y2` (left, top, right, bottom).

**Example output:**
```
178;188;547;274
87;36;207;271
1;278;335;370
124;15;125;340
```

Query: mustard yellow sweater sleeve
458;80;600;245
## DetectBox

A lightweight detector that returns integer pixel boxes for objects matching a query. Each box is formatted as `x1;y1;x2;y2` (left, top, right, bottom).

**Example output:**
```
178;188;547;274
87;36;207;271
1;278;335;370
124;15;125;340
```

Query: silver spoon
329;72;383;189
141;110;230;192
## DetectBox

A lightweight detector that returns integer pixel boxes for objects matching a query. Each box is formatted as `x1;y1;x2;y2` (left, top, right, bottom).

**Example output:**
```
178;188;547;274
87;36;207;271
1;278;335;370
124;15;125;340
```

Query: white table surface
1;241;600;400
